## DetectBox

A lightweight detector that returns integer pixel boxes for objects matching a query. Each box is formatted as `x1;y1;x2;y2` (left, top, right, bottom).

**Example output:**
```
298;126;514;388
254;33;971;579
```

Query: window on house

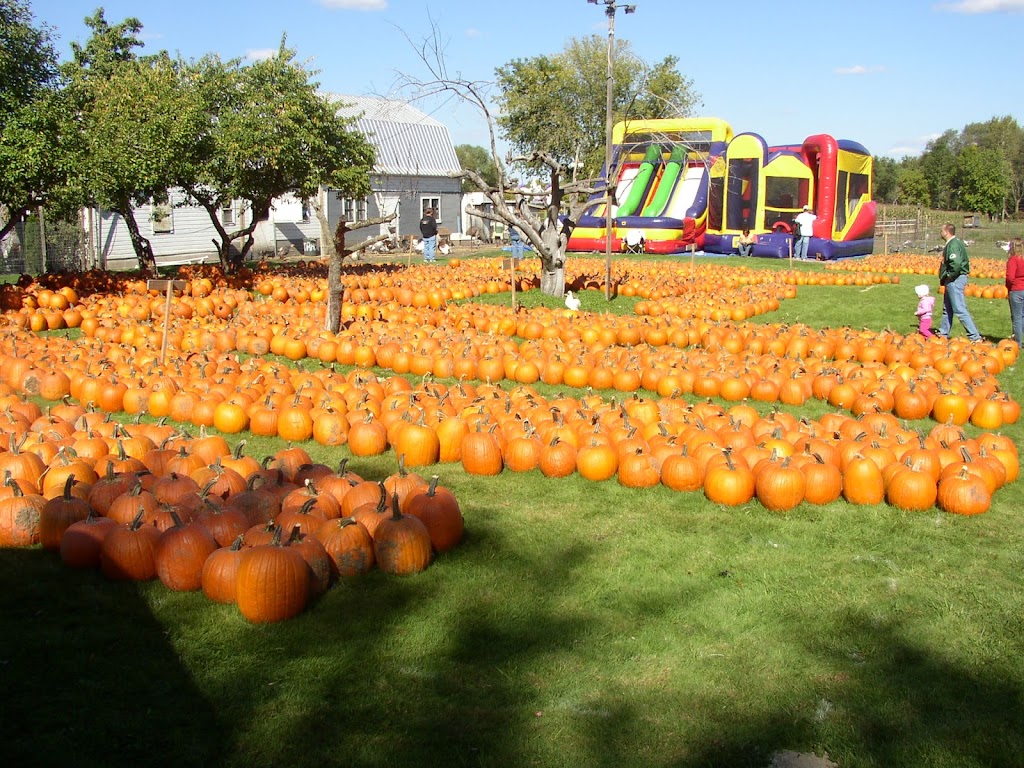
422;197;440;222
220;202;235;227
341;198;368;222
152;202;173;234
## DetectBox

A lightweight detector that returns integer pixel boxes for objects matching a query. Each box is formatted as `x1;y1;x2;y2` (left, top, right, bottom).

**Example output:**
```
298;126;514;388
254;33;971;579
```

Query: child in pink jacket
915;284;935;337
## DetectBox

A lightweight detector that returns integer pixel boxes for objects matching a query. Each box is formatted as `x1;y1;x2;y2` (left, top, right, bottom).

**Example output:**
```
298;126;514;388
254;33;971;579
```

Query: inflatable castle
566;117;876;259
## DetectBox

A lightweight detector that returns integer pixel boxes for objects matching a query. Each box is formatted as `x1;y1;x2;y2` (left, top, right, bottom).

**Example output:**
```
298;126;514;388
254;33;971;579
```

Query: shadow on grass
6;519;1024;768
0;548;224;767
633;611;1024;768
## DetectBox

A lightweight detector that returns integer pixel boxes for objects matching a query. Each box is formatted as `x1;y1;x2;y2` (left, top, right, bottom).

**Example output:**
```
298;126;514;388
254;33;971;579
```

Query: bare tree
394;24;598;298
312;191;395;332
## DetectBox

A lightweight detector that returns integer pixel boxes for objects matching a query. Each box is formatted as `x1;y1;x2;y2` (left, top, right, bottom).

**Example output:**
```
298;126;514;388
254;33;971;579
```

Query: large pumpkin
315;517;375;577
39;474;91;550
201;536;245;604
100;511;162;581
0;481;46;546
236;528;310;623
755;457;806;512
155;510;219;591
703;451;755;506
373;495;432;575
404;476;464;553
60;512;118;568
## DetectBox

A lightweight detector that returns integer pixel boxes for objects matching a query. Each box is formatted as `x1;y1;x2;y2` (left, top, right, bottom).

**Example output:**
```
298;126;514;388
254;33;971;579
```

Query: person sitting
736;229;756;257
623;229;645;254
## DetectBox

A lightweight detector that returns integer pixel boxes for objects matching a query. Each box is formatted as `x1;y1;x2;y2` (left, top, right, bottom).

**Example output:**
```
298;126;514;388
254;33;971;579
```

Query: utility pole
588;0;636;301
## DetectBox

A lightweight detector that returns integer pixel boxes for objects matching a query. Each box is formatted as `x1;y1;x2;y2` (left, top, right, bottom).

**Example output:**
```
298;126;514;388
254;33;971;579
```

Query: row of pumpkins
0;424;464;623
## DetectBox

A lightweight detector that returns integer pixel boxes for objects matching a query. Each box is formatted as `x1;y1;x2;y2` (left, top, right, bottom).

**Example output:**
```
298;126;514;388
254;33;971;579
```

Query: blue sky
30;0;1024;160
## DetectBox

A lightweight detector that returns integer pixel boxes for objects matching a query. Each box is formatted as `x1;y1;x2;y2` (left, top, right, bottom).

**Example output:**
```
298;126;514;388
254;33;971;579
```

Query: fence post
37;206;47;274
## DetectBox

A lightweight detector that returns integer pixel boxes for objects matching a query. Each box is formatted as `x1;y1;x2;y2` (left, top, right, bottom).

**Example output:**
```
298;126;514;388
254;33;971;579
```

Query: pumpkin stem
390;492;403;520
374;482;389;514
62;473;76;499
427;475;440;496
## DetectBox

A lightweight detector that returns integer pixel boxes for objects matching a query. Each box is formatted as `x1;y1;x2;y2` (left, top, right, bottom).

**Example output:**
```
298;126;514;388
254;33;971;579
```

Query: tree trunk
326;218;348;333
116;200;155;272
312;190;335;260
538;166;567;298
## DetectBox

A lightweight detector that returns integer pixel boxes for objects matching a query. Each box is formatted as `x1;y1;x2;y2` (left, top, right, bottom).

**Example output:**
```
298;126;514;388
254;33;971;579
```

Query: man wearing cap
793;205;816;261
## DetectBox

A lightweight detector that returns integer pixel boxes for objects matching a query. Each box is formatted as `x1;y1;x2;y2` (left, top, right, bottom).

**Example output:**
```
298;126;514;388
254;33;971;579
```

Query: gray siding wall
371;174;462;238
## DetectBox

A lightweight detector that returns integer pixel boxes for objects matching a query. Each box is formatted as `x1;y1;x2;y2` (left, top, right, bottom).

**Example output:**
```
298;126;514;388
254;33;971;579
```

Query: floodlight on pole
588;0;636;301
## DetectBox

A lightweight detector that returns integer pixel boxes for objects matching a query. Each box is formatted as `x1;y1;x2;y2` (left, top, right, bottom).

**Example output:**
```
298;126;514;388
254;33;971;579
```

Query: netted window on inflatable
763;177;800;231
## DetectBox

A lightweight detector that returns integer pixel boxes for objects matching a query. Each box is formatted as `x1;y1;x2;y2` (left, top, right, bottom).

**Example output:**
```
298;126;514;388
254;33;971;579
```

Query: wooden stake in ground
147;279;187;365
505;257;519;312
789;236;793;267
690;243;695;276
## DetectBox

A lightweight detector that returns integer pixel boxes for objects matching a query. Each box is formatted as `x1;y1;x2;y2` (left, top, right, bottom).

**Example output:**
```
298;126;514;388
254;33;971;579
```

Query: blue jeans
794;236;810;260
1009;291;1024;346
510;237;524;259
938;275;981;340
737;243;752;257
422;235;436;262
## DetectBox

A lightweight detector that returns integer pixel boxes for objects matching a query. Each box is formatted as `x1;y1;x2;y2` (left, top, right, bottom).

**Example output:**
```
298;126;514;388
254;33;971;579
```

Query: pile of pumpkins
0;399;463;623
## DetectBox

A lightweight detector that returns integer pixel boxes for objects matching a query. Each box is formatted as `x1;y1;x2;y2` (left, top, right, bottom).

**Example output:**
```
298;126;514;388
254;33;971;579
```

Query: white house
79;95;464;269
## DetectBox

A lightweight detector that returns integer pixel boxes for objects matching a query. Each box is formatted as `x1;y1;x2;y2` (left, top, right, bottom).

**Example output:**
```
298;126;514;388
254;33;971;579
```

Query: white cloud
465;28;482;38
246;48;277;62
834;64;886;75
885;133;944;157
319;0;388;9
936;0;1024;12
886;146;922;156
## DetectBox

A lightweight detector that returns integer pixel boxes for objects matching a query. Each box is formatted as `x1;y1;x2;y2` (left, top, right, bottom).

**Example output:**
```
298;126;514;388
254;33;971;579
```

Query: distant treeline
873;116;1023;218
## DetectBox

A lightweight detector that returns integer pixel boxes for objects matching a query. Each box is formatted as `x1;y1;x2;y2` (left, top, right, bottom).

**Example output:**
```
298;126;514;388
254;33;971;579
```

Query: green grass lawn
4;259;1024;768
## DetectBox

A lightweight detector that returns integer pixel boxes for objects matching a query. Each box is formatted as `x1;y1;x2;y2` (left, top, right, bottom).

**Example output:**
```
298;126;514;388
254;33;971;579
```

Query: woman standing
1005;237;1024;346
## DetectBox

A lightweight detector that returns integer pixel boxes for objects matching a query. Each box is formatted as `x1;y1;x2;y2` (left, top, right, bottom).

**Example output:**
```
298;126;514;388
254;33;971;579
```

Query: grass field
3;255;1024;768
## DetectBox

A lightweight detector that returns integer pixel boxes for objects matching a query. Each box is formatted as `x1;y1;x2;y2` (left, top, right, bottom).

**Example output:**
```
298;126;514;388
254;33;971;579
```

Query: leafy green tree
895;166;930;207
181;41;376;278
455;145;500;193
962;115;1024;215
495;35;699;180
0;0;63;241
872;156;900;203
953;144;1009;216
60;9;168;269
919;130;959;209
80;54;205;270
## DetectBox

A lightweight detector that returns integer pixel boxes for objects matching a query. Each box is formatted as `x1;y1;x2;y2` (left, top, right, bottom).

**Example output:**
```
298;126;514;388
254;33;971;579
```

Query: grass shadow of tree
0;548;225;768
577;610;1024;768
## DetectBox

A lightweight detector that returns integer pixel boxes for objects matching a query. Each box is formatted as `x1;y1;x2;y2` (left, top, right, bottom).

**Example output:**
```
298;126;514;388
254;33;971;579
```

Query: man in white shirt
794;205;816;260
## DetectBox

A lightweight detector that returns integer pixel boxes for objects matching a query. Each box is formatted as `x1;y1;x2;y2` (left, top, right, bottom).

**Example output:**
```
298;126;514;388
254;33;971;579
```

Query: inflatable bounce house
566;118;876;259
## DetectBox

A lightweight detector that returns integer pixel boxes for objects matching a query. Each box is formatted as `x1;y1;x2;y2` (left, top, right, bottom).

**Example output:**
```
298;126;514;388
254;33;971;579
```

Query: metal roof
325;94;462;178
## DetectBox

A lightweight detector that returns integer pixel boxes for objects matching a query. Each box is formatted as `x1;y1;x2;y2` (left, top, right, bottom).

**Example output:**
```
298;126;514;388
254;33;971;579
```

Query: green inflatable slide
615;145;662;217
640;145;687;217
